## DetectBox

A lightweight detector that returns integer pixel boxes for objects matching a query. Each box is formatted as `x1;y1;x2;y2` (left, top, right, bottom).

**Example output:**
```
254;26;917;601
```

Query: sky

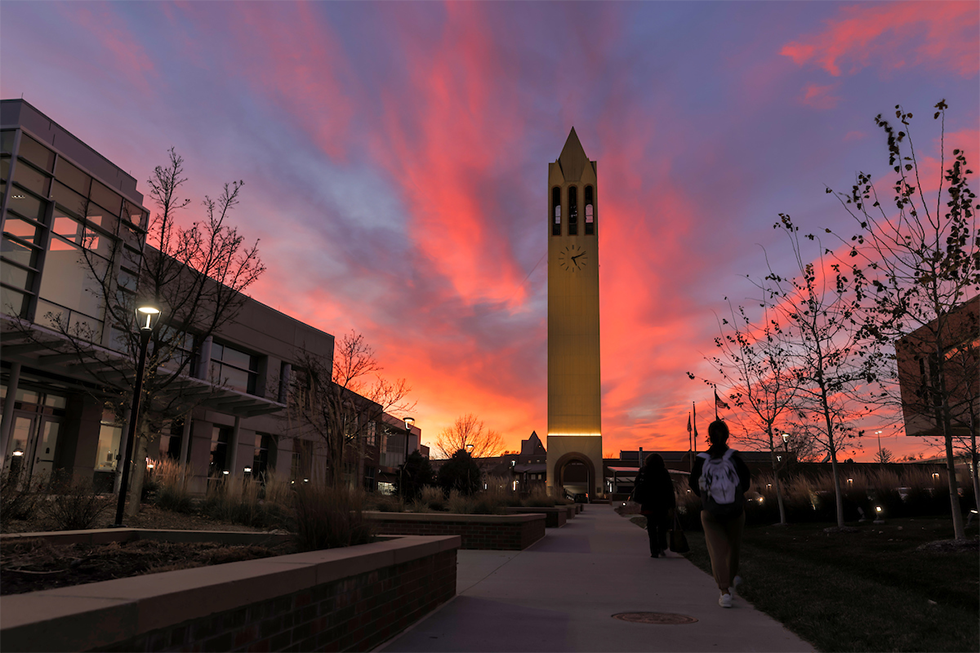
2;1;977;462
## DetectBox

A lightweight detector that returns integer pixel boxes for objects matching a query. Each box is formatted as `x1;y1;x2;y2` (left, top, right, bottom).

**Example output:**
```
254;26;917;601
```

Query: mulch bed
1;504;296;596
0;538;298;596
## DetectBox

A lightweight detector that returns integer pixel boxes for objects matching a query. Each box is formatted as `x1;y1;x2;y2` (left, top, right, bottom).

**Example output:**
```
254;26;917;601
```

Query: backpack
697;449;743;517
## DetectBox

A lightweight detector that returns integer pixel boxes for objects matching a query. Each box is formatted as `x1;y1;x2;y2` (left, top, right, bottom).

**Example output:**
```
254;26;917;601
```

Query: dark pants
701;510;745;591
643;509;671;555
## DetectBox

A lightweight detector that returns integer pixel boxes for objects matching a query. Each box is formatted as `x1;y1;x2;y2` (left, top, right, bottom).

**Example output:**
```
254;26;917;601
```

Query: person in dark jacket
690;420;751;608
633;453;676;557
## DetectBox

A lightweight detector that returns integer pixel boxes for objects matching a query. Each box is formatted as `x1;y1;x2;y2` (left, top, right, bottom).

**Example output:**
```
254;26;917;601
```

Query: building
0;99;420;495
546;128;603;499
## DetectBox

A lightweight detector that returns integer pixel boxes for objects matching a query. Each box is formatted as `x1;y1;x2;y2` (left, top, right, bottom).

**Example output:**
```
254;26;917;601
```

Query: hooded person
632;453;676;557
690;419;751;608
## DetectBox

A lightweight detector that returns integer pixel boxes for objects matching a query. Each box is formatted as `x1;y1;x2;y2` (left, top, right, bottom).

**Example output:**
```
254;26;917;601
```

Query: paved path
380;504;813;652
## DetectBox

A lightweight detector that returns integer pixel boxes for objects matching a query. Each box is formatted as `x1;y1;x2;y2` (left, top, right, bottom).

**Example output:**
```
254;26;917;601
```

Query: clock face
558;244;588;272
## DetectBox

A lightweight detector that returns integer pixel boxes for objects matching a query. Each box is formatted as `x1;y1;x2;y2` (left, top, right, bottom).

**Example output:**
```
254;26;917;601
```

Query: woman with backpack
632;453;676;557
690;420;751;608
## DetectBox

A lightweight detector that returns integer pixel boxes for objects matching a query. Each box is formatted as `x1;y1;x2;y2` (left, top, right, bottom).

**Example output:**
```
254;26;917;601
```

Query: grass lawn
681;516;979;652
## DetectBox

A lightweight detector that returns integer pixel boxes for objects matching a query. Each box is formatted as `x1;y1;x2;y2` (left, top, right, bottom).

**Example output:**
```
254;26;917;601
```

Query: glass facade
0;125;149;345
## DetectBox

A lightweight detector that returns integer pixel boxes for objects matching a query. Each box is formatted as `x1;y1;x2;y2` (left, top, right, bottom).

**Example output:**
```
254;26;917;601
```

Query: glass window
0;286;28;318
95;410;122;472
3;216;41;243
0;158;8;183
86;203;119;236
1;261;33;290
38;239;107;321
584;186;595;236
210;342;259;393
6;189;46;222
552;187;561;236
90;180;122;216
117;268;138;292
12;161;50;197
253;433;272;477
568;186;578;236
209;426;230;476
53;214;82;239
1;235;40;268
52;182;87;217
19;135;55;173
55;158;91;196
0;130;14;155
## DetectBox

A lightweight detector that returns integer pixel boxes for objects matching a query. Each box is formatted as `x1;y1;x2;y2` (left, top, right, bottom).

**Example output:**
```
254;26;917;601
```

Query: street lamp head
781;433;790;443
136;305;161;331
404;416;415;432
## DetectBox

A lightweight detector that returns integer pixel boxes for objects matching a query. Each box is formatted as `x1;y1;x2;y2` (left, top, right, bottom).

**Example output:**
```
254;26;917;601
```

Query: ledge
0;534;459;652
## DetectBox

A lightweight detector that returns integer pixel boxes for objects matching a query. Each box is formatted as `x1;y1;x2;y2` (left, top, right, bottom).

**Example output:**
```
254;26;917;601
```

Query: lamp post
781;433;790;460
875;430;883;463
114;304;160;526
402;416;415;496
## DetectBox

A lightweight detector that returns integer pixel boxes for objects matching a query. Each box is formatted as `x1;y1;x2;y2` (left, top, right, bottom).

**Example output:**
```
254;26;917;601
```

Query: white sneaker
718;592;732;608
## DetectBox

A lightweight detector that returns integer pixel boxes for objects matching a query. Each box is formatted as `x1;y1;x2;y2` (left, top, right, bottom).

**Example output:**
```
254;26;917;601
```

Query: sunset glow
3;1;976;461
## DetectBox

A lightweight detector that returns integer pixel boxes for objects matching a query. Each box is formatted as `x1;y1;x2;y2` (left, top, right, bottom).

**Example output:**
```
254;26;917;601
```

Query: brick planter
0;534;459;652
365;512;546;550
502;507;566;528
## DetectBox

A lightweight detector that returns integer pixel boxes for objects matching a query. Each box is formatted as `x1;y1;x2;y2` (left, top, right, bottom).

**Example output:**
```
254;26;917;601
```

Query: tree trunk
943;432;966;539
125;433;149;518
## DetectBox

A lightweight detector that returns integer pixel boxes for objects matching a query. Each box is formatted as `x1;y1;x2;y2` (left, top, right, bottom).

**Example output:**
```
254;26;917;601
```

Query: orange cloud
781;1;979;77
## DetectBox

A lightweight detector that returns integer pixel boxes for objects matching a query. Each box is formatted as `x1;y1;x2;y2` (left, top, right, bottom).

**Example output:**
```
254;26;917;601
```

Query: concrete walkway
380;504;813;652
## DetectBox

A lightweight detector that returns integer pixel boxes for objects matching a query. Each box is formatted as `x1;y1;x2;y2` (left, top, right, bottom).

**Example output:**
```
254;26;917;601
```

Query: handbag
668;512;690;553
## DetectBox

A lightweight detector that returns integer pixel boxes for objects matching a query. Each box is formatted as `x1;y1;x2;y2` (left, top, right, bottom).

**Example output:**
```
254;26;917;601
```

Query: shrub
291;483;373;551
523;486;556;507
395;451;435;500
0;469;44;523
367;493;404;512
420;485;446;511
446;489;473;514
44;474;112;530
437;450;480;496
151;459;194;513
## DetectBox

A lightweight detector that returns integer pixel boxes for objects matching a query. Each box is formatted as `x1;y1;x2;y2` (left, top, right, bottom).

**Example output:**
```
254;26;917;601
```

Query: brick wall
101;549;456;652
368;515;545;550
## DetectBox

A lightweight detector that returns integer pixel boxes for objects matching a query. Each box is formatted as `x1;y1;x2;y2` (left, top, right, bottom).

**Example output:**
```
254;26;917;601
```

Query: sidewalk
380;504;813;652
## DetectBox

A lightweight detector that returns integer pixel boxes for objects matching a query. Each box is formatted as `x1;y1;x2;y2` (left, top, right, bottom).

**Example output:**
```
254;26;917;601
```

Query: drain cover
612;612;698;625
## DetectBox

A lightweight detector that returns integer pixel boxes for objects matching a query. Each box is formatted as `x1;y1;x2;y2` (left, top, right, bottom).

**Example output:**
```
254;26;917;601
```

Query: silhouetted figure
691;420;751;608
633;453;676;557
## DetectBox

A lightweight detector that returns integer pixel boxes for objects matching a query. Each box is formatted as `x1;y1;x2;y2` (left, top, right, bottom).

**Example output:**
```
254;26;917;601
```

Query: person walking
633;453;676;558
691;420;751;608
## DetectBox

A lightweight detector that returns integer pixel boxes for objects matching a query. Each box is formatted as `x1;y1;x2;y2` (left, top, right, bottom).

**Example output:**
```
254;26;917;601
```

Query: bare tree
765;215;878;529
435;414;503;459
289;330;412;488
13;149;264;514
691;298;799;524
828;101;978;539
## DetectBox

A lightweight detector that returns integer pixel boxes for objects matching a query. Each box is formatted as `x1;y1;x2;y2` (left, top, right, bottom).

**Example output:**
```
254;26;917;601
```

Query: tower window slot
552;187;561;236
584;186;594;235
568;186;578;236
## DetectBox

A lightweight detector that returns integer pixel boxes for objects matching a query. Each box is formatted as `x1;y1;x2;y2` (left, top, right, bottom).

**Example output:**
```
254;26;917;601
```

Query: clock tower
546;128;603;499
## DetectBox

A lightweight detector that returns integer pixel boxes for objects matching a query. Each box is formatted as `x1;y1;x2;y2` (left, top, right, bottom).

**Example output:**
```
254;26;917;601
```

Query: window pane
223;366;250;393
12;161;50;197
1;235;39;267
211;343;224;361
86;203;118;234
2;216;41;243
35;299;65;327
0;131;13;155
55;157;91;196
38;240;107;319
52;182;87;217
1;260;33;290
0;286;28;317
90;180;122;216
117;268;138;291
19;135;55;172
95;421;122;471
53;215;82;240
0;158;8;183
7;188;46;222
68;310;103;341
222;345;252;369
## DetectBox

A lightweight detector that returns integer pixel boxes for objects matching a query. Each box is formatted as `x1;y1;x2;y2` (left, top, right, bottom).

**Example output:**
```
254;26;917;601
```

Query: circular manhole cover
612;612;698;625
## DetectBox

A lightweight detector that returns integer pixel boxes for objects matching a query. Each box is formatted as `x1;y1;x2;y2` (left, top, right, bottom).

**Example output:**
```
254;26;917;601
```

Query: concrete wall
366;512;546;550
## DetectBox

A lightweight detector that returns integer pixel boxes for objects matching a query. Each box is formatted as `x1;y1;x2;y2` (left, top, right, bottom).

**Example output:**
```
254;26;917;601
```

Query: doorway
5;410;62;485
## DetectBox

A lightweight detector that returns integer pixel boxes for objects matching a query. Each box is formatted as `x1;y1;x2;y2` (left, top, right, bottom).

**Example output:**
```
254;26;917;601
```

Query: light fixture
244;466;252;474
781;433;789;443
136;305;161;331
146;458;155;470
404;416;415;432
222;470;229;475
847;478;853;486
11;449;23;457
875;506;882;513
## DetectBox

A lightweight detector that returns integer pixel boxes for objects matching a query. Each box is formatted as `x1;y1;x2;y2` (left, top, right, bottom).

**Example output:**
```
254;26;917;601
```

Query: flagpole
692;401;698;457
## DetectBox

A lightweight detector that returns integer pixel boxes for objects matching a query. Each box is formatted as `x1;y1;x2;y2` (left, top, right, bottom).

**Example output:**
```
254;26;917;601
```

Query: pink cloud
781;1;979;77
800;82;841;109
